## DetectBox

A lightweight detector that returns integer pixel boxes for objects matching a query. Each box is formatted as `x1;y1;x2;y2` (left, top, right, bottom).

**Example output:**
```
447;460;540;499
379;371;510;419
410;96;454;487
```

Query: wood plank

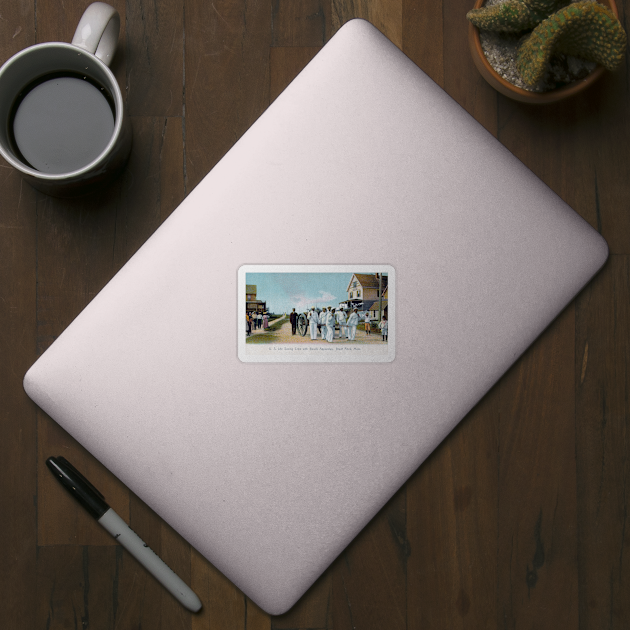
407;391;499;629
496;97;598;222
0;5;39;629
575;255;630;629
184;0;272;192
0;0;36;55
496;305;578;628
33;188;121;353
0;139;38;630
331;0;403;48
491;30;629;626
36;0;121;44
36;545;118;630
126;0;184;117
330;486;407;630
402;0;444;88
490;80;625;629
271;0;331;47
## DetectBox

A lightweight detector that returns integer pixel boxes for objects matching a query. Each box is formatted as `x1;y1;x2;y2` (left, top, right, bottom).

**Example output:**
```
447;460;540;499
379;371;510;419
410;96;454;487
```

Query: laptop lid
23;19;608;614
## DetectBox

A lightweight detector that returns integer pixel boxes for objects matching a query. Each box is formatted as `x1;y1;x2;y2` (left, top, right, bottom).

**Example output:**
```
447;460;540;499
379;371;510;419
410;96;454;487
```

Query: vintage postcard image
238;265;394;363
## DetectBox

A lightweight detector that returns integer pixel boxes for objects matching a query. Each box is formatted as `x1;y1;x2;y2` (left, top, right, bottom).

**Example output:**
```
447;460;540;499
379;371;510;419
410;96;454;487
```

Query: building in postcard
245;284;267;313
368;286;388;321
343;273;388;313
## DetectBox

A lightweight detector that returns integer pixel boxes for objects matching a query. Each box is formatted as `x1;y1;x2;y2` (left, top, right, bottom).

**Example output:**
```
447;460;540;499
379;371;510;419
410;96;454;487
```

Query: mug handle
71;2;120;67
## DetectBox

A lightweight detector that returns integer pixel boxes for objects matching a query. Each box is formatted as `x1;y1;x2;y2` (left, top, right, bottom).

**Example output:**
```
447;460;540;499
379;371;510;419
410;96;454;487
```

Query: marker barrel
98;508;202;612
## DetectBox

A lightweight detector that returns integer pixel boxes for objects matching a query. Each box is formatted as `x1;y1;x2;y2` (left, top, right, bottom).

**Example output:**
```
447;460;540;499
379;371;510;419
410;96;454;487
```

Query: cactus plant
516;1;627;85
467;0;568;33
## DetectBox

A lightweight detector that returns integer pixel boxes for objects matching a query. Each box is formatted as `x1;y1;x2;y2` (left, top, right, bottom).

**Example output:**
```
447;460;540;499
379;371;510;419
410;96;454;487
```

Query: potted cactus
467;0;627;102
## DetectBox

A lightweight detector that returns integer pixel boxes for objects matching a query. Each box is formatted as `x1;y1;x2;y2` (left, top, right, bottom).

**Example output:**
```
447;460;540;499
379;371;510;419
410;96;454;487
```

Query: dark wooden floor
1;0;629;628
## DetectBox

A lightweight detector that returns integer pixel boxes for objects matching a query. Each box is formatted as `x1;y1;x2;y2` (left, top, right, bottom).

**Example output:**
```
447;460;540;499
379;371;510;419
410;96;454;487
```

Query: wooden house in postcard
342;273;388;318
245;285;267;313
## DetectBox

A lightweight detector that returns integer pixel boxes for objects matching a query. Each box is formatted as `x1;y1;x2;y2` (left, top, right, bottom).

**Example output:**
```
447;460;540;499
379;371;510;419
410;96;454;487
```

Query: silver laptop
23;19;608;614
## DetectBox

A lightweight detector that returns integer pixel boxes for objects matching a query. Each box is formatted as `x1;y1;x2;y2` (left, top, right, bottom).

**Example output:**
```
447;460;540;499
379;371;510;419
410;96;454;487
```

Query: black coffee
10;73;115;174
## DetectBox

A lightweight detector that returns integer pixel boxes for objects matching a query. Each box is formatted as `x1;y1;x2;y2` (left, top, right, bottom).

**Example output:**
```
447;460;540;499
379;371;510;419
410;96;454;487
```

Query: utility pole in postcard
378;273;383;323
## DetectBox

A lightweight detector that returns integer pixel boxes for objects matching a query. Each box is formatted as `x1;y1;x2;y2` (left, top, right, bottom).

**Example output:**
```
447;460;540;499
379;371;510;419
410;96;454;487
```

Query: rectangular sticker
238;265;394;363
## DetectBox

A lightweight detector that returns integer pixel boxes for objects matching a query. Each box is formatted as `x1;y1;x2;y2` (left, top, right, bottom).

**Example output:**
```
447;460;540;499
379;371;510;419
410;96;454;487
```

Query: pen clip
54;456;106;502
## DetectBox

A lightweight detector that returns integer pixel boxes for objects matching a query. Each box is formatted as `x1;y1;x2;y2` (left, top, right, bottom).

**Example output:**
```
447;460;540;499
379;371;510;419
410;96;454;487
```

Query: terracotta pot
468;0;619;103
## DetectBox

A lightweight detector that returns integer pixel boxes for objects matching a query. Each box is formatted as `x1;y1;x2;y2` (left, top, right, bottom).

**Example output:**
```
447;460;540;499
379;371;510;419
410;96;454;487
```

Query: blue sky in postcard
246;273;353;314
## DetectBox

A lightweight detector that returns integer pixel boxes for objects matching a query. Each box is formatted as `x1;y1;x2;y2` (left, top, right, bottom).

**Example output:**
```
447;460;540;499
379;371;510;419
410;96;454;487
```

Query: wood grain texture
0;152;38;630
0;5;39;630
496;305;579;629
331;486;408;630
184;0;271;191
407;392;498;629
403;0;444;87
1;0;628;627
126;0;184;117
271;0;331;46
576;256;630;629
36;545;119;630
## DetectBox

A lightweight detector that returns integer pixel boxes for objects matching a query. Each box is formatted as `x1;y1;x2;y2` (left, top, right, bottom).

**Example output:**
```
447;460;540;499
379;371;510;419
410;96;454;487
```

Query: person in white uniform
308;308;318;340
336;308;347;339
318;308;327;339
346;308;359;341
325;307;335;342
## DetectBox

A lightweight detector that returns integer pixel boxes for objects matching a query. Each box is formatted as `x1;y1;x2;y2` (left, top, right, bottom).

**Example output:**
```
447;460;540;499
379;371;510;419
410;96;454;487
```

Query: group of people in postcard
246;311;268;335
289;307;388;342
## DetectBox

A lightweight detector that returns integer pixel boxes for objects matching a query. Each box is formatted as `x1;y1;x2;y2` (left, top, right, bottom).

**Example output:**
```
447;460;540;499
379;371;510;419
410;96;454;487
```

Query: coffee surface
12;75;115;174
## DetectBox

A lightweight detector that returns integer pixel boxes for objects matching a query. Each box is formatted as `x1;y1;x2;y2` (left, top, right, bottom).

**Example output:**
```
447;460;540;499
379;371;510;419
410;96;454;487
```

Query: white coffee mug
0;2;132;197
